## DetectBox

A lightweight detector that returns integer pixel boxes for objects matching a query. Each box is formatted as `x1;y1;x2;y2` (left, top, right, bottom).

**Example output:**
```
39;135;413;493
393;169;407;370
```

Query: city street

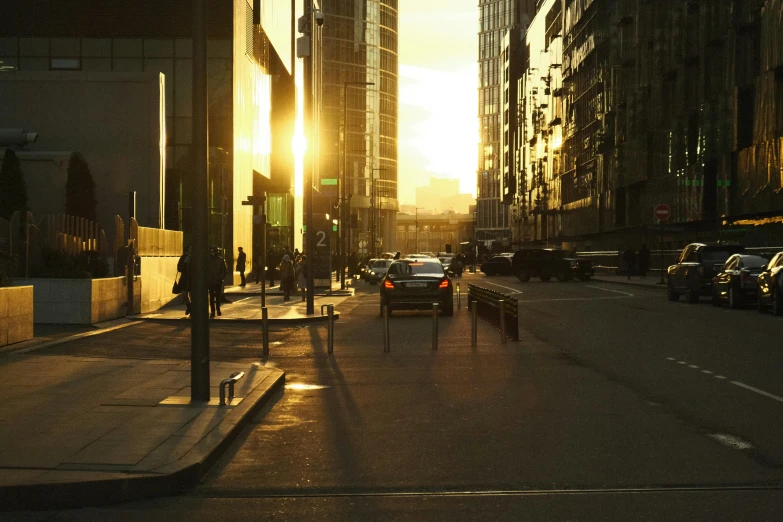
12;273;783;521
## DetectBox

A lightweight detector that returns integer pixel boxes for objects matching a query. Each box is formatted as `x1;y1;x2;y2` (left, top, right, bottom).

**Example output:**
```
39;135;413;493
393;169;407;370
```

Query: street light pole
369;168;386;258
340;81;374;289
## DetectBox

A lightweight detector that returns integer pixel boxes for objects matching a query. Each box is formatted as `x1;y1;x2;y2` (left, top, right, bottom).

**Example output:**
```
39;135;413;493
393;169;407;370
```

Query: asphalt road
12;274;783;521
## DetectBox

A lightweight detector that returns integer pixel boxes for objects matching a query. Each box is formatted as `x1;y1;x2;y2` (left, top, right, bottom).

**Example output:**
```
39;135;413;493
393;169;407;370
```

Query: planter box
8;278;140;324
0;286;34;346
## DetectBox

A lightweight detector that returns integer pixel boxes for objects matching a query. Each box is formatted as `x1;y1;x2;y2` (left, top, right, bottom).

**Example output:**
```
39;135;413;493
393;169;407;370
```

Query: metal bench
467;283;519;342
219;371;245;406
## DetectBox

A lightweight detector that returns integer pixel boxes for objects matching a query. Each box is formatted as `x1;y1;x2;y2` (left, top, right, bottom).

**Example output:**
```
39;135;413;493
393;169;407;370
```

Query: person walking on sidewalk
637;244;650;279
236;246;247;287
296;254;309;302
623;247;637;280
177;246;192;316
208;247;227;317
279;254;295;301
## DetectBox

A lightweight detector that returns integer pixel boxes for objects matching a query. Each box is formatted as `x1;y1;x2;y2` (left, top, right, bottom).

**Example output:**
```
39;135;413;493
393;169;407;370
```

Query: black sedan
757;251;783;315
380;259;454;316
711;254;767;308
480;254;513;276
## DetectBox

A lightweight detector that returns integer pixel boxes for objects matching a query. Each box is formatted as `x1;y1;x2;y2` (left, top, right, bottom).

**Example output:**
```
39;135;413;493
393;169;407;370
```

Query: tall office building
321;0;399;254
476;0;535;250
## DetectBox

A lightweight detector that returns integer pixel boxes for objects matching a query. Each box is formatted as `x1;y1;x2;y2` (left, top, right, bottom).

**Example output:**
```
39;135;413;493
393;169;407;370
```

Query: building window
245;1;254;58
51;57;81;70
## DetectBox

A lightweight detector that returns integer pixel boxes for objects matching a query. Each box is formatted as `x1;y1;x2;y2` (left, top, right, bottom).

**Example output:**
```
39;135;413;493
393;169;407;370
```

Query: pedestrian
208;246;226;317
623;247;637;280
393;251;401;260
266;248;277;287
177;246;192;316
296;254;308;302
348;251;358;278
279;254;295;301
236;246;247;287
218;248;232;303
638;244;650;279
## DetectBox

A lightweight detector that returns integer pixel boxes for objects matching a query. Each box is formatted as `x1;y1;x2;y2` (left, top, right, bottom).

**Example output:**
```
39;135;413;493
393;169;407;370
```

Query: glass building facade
321;0;398;254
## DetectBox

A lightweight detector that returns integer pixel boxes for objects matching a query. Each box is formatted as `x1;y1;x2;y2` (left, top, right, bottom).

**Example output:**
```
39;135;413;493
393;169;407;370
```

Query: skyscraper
476;0;536;250
321;0;399;254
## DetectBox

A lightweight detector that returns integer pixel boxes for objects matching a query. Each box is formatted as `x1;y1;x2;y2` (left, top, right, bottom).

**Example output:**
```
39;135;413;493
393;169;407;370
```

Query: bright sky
397;0;478;206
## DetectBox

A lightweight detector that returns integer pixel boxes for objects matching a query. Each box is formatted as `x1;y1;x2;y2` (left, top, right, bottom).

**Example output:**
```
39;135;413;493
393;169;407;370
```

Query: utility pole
190;0;210;401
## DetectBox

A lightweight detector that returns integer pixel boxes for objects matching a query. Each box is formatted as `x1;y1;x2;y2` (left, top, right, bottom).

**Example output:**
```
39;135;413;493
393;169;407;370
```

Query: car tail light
384;280;394;289
438;279;449;289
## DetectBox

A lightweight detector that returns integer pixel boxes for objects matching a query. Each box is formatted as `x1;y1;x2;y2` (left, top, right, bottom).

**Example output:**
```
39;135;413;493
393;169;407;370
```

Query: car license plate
407;282;428;288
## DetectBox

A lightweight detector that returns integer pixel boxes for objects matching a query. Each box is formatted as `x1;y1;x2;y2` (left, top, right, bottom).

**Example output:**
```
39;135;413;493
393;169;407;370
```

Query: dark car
480;254;513;276
511;248;594;282
667;242;745;302
711;254;767;309
380;259;454;316
757;251;783;315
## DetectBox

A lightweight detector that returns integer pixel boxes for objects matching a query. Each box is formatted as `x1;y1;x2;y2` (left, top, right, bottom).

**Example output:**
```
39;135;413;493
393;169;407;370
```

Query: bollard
432;302;439;351
383;305;390;352
456;283;461;308
327;304;335;355
261;307;269;358
471;300;478;347
498;299;507;345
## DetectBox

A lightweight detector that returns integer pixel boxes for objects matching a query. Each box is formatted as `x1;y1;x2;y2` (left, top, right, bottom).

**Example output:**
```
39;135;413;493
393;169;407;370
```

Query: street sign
320;178;337;186
654;204;671;221
312;223;332;280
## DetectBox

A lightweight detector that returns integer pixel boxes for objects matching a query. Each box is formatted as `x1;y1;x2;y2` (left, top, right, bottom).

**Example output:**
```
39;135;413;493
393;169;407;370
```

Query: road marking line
479;281;522;294
715;375;727;379
678;361;687;364
516;296;627;303
666;357;676;361
585;285;635;297
688;365;700;369
702;370;713;374
731;381;783;404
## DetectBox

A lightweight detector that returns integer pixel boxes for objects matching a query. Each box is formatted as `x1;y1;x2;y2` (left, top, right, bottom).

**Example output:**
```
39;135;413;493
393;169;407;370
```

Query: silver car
367;259;392;284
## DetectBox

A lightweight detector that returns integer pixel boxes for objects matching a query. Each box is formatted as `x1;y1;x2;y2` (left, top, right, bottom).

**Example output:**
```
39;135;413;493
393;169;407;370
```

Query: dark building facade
320;0;399;254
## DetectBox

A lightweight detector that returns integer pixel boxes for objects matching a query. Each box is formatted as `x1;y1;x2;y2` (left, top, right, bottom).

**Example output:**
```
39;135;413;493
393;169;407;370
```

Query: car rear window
702;249;740;264
388;261;445;276
372;260;390;268
742;256;767;268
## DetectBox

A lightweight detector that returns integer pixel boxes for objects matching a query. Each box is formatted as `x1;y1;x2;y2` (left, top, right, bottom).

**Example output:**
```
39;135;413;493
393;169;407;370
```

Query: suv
511;249;594;282
667;242;745;302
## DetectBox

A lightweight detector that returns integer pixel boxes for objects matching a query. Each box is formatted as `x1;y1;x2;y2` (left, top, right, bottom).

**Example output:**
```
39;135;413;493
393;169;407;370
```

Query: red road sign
654;204;671;221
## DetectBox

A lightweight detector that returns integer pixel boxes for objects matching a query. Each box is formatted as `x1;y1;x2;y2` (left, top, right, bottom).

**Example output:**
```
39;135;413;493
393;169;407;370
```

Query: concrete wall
0;71;165;238
0;286;34;346
8;278;140;324
139;256;179;313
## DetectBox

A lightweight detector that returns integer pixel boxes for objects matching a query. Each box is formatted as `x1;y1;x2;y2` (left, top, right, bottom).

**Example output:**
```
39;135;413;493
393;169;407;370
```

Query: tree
65;152;97;222
0;148;28;220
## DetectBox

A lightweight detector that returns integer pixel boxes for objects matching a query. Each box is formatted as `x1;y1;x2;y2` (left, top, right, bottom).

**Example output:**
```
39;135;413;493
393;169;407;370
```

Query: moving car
511;248;593;282
757;251;783;315
366;258;392;284
667;242;745;302
480;254;514;276
380;259;454;316
711;254;767;308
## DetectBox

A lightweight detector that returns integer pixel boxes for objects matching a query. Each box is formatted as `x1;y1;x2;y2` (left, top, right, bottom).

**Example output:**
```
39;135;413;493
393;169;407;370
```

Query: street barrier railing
261;307;269;358
467;283;519;342
219;371;245;406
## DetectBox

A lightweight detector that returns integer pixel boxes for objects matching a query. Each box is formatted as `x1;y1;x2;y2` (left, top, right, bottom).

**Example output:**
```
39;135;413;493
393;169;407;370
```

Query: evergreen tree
65;152;97;222
0;148;28;220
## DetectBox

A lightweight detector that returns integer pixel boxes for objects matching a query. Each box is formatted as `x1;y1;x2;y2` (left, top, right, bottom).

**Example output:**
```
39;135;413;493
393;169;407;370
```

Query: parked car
757;251;783;315
366;258;392;284
667;243;745;302
511;248;593;282
480;254;514;276
380;259;453;316
711;254;767;308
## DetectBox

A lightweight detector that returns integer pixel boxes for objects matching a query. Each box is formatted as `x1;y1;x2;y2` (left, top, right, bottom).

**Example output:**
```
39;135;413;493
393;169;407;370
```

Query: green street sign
321;178;338;186
332;225;338;231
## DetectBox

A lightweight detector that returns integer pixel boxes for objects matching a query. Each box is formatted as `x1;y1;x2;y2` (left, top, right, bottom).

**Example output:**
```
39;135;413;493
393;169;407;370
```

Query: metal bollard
432;302;439;351
383;305;390;352
498;299;507;345
327;304;334;355
471;300;477;347
456;283;461;307
261;307;269;358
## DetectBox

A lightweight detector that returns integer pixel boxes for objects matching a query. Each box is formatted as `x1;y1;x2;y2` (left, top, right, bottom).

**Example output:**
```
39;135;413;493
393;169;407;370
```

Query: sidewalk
224;278;354;297
137;292;349;324
0;350;284;509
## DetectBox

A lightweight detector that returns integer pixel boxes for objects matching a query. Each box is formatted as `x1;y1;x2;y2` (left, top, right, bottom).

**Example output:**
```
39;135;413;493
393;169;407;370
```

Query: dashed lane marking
667;356;783;405
479;281;522;294
585;285;636;297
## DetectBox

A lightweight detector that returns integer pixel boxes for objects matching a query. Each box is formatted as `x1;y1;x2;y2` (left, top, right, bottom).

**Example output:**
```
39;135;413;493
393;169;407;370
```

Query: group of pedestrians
278;252;308;301
176;246;245;318
623;245;651;279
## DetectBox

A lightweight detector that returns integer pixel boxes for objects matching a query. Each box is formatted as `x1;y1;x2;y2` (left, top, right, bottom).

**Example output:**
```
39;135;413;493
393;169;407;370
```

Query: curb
135;312;340;326
0;370;286;511
591;278;667;291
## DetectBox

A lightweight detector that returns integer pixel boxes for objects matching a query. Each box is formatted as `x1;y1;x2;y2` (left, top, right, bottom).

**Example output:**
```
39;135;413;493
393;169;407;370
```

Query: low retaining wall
139;256;180;313
0;285;34;346
8;277;140;324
